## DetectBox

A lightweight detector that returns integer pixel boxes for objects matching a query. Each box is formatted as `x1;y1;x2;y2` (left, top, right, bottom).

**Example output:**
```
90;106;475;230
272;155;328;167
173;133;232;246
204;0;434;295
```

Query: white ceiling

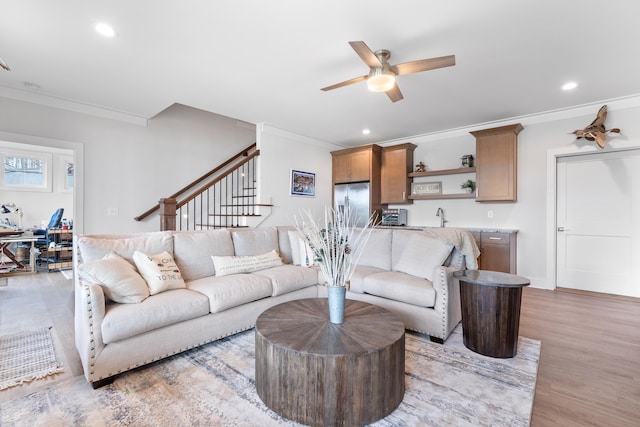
1;1;640;146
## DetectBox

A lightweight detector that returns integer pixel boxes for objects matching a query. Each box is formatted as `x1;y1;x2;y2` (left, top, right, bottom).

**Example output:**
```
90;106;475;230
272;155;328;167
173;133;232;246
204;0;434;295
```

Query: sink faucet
436;207;447;227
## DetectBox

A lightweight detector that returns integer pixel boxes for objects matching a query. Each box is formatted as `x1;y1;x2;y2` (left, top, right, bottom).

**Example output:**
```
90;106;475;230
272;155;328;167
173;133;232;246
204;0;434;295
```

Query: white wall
382;97;640;289
256;124;341;227
0;99;256;233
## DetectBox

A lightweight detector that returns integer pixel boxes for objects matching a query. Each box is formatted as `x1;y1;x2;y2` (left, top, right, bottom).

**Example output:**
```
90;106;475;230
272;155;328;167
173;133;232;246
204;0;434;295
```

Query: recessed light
562;81;578;91
362;129;371;135
95;23;116;37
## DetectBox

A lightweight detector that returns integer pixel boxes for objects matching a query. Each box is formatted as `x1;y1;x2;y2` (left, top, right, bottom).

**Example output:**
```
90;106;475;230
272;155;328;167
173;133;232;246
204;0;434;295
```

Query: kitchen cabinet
381;143;416;204
332;144;381;184
470;123;523;202
471;231;517;274
331;144;383;222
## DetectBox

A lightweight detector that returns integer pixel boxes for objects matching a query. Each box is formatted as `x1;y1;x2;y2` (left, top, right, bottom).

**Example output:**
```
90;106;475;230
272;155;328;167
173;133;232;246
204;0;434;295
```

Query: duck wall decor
571;105;621;149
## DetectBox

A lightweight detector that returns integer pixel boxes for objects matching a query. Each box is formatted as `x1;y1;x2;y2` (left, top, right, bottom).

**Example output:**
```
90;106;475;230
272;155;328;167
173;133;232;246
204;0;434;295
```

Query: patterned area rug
0;327;64;391
0;326;540;426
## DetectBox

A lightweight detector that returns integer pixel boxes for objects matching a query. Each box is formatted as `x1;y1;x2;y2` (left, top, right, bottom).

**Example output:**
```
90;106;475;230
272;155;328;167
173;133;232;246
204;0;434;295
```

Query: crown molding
379;94;640;145
0;85;148;126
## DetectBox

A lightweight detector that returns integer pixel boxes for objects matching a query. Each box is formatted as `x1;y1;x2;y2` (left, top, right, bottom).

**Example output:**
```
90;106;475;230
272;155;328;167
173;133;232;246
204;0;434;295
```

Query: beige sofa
73;226;476;387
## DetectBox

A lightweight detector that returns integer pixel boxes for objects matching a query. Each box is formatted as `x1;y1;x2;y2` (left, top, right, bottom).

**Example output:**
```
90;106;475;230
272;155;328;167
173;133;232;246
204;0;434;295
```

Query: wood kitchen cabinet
381;143;416;204
471;231;517;274
331;144;383;222
471;123;523;202
332;144;381;184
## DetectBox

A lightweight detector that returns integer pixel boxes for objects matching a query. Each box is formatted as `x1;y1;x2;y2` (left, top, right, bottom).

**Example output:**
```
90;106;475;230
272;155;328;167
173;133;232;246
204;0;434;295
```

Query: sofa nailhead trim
90;324;256;382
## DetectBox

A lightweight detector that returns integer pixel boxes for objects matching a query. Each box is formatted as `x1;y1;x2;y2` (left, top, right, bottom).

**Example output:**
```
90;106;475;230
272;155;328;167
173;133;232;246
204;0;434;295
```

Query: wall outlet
107;207;119;216
487;210;494;218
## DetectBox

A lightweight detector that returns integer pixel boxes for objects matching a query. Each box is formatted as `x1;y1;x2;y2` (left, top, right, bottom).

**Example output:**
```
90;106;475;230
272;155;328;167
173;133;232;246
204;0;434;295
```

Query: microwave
381;209;407;226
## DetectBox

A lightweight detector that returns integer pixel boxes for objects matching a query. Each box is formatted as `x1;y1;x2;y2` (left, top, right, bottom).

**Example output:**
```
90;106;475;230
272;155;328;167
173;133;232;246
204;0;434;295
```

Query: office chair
35;208;64;248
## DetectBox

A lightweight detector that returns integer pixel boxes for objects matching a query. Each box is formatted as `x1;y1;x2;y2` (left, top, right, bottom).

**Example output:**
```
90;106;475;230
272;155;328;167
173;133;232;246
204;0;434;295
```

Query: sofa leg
429;336;444;344
91;377;115;389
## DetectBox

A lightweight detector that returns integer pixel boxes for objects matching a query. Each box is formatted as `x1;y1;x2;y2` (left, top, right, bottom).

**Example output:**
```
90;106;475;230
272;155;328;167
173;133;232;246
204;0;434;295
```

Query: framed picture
290;169;316;197
411;181;442;195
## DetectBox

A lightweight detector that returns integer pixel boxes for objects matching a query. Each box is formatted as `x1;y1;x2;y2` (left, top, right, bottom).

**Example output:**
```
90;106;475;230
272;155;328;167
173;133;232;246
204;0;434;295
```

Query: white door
556;150;640;297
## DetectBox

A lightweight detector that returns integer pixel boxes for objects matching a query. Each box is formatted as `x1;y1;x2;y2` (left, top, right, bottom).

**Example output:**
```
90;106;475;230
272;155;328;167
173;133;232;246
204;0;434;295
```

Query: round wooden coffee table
255;298;405;427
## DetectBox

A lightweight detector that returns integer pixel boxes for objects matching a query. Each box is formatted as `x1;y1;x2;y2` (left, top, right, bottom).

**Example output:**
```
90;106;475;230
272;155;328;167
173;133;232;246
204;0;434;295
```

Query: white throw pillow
133;250;186;295
212;250;283;276
287;230;316;267
77;252;150;303
392;232;454;281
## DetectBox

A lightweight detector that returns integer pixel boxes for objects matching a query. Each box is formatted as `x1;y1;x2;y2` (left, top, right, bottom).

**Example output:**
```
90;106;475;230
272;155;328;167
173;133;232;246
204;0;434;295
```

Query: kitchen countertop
376;226;518;234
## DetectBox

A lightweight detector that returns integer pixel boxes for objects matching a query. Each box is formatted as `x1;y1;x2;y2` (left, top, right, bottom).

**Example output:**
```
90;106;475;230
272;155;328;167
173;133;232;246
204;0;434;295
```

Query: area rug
0;326;540;426
0;327;64;391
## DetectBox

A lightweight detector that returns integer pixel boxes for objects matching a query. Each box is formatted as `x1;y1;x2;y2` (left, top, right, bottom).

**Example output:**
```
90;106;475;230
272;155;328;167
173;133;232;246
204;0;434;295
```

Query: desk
0;232;38;273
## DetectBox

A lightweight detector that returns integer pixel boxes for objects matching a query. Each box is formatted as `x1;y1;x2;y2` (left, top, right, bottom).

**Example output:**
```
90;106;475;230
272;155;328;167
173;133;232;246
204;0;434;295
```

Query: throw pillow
212;250;283;276
77;252;150;303
133;250;186;295
392;231;454;281
287;230;316;267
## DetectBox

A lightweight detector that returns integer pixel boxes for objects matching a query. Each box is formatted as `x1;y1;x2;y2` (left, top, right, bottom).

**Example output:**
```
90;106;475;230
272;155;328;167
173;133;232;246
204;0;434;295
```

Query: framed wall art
411;181;442;195
290;169;316;197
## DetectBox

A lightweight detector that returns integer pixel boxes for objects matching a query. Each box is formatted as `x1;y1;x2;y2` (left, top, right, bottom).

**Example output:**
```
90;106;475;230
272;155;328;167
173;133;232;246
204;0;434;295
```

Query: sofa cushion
101;288;210;343
211;250;283;276
252;264;318;296
276;226;296;264
77;252;150;303
347;265;388;294
392;231;453;281
173;230;235;281
133;251;186;295
77;231;173;263
231;227;279;256
363;271;436;308
187;274;273;313
353;228;392;271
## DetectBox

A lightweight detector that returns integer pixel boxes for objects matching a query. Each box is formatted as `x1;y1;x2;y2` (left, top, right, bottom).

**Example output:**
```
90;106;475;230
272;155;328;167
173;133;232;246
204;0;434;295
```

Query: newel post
159;198;177;231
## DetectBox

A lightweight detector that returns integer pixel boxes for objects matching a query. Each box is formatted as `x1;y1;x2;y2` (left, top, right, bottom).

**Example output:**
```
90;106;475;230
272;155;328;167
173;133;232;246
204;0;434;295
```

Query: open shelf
409;167;476;178
408;193;476;200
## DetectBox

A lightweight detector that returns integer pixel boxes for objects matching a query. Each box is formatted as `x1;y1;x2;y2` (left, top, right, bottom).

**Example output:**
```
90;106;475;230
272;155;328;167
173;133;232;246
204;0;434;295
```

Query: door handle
557;227;570;232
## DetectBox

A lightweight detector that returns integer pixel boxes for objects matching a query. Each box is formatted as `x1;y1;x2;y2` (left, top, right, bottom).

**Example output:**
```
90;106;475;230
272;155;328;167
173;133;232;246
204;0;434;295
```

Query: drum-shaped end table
454;270;530;358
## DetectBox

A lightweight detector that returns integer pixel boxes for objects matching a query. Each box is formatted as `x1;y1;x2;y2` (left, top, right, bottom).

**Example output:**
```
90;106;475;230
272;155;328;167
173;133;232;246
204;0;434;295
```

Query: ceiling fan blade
348;41;381;68
321;75;368;91
386;84;404;103
394;55;456;75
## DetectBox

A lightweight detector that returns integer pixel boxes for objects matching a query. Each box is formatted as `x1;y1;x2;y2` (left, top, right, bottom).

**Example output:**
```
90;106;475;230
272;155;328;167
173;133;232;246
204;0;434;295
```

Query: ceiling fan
321;41;455;102
0;56;10;71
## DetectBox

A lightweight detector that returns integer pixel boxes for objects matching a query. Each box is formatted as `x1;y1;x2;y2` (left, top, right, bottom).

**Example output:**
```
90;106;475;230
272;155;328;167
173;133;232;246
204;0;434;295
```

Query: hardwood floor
1;273;639;425
520;287;640;427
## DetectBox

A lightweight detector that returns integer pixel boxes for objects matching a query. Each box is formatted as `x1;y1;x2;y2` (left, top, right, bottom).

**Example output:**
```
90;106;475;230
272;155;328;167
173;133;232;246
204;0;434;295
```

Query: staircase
135;143;272;230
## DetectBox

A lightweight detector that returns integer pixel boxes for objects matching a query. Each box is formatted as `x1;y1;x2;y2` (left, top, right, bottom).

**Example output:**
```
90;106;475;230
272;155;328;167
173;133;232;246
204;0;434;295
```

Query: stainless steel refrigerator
333;182;371;227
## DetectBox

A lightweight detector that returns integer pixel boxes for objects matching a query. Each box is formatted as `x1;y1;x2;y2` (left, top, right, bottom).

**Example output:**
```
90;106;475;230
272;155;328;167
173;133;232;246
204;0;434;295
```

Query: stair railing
136;143;269;230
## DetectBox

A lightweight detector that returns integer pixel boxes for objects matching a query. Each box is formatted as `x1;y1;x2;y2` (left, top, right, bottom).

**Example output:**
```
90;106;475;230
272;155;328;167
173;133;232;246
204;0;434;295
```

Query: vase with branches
295;207;375;323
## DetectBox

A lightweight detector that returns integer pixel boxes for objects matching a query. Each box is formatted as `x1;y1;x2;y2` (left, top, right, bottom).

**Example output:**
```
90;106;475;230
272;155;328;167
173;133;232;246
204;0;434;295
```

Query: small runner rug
0;325;540;426
0;327;64;390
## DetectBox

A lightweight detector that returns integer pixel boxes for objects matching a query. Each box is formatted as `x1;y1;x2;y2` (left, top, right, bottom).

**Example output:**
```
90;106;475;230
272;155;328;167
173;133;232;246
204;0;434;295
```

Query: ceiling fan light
367;69;396;92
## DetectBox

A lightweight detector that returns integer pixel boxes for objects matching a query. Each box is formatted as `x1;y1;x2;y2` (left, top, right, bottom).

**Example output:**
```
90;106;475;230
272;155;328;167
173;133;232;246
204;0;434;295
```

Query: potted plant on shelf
294;207;374;324
461;179;476;193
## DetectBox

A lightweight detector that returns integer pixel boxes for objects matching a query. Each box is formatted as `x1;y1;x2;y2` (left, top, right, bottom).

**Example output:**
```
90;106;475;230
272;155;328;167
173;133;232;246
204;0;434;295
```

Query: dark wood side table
454;270;530;358
255;298;405;427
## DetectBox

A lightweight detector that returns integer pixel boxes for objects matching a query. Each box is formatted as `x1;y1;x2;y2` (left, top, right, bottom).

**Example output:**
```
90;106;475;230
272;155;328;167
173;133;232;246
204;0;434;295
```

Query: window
1;150;52;191
58;155;74;192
